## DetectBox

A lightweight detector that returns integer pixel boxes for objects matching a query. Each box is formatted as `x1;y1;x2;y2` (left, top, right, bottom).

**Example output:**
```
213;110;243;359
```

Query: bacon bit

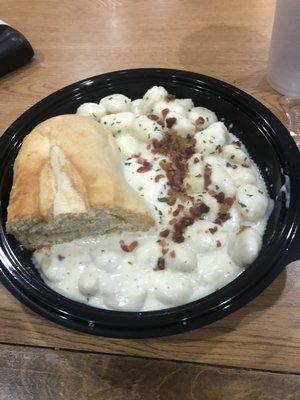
147;114;159;121
172;207;181;217
238;225;249;234
169;218;178;225
160;229;170;238
172;231;185;243
189;202;210;218
196;116;205;125
216;240;222;248
146;144;151;150
224;196;235;206
137;157;151;166
120;240;138;252
165;94;176;102
57;254;65;261
167;196;177;206
209;192;235;214
156;119;164;127
166;117;177;129
215;212;231;225
170;250;176;258
214;192;226;203
232;140;242;148
162;108;170;119
180;217;194;227
154;257;165;271
162;247;169;255
153;133;195;199
136;157;152;172
204;164;212;188
157;238;167;247
137;165;152;173
154;174;164;182
193;157;200;164
208;226;218;234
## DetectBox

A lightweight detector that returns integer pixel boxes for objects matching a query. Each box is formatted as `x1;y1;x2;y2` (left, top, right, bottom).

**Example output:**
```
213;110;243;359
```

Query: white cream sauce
33;87;272;312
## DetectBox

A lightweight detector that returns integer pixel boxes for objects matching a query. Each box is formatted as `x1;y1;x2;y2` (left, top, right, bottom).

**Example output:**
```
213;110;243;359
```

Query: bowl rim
0;68;299;338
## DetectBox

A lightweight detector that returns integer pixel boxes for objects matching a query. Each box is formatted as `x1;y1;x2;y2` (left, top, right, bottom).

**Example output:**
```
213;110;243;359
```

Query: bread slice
6;115;154;249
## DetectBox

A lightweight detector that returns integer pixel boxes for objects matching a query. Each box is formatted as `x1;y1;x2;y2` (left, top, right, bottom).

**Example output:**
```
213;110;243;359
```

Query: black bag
0;22;34;77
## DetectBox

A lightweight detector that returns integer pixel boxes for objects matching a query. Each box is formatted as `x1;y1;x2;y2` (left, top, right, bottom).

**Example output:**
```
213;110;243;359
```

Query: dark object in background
0;22;34;77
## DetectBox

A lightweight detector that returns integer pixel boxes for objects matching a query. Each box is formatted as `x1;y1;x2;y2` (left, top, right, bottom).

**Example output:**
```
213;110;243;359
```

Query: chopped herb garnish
258;190;263;194
195;174;202;178
215;185;220;190
128;261;132;265
124;162;131;166
158;197;168;202
246;194;253;197
230;155;235;159
238;201;247;208
158;210;163;216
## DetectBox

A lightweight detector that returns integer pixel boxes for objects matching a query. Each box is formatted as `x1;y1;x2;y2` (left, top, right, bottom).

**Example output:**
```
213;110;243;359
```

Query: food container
0;69;299;338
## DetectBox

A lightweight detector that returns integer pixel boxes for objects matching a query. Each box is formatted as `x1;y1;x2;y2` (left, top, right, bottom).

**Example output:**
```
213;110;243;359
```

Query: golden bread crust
6;115;154;246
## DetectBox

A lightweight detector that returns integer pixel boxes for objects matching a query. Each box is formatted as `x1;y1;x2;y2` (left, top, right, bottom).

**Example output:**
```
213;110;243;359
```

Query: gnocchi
189;106;218;130
222;144;250;166
100;112;135;135
131;115;163;142
236;184;268;222
228;228;262;267
153;99;188;117
99;94;131;113
115;133;142;157
165;111;195;137
210;163;236;196
195;122;227;154
140;86;168;114
76;102;106;121
78;271;99;296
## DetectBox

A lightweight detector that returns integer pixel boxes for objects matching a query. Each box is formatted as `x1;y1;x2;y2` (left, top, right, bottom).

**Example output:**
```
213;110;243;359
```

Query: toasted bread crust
6;115;154;248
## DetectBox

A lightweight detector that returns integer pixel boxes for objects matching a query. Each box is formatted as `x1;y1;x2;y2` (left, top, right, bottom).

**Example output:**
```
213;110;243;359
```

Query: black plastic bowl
0;68;299;338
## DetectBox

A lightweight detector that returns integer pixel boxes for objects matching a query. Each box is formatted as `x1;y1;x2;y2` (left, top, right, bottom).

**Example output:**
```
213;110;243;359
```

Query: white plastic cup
267;0;300;98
